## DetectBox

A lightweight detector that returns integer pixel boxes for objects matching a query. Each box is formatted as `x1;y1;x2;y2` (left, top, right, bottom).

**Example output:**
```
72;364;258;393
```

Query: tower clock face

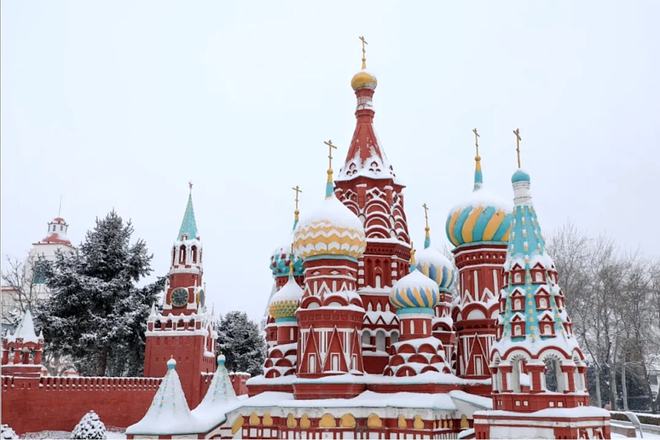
171;288;188;308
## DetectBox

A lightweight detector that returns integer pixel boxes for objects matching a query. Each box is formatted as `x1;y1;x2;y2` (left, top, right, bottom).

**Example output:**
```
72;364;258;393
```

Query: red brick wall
1;376;160;435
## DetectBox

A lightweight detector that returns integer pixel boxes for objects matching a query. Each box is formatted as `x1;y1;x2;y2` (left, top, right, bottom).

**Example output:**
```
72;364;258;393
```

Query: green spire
178;184;198;241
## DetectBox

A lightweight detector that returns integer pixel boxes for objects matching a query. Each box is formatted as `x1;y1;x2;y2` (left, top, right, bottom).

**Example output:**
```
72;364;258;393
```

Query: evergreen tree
215;311;266;376
38;211;164;376
71;410;106;439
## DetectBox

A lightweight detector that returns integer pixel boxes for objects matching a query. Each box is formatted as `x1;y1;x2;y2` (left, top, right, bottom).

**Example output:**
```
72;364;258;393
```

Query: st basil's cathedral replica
125;39;611;439
1;39;611;439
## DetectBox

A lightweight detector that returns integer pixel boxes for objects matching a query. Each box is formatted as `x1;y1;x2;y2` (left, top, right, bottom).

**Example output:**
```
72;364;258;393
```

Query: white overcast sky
2;1;659;321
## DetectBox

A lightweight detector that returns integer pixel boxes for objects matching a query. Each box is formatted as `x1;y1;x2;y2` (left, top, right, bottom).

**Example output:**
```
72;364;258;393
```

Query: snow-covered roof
6;309;41;343
126;359;202;435
192;356;243;432
247;371;488;387
237;390;457;411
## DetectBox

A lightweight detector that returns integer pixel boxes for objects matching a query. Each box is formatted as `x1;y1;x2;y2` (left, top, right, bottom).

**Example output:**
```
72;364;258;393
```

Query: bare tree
548;224;660;412
1;255;44;324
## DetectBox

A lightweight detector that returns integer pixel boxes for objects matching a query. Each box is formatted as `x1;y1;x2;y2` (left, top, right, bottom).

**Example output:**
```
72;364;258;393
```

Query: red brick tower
445;131;512;380
292;146;367;397
1;309;44;378
334;40;411;373
143;184;216;408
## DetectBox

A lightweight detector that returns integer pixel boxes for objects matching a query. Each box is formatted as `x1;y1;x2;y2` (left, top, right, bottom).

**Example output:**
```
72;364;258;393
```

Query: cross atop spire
324;139;338;198
292;185;302;228
473;128;483;190
178;185;199;241
359;35;368;70
513;128;522;168
422;203;431;249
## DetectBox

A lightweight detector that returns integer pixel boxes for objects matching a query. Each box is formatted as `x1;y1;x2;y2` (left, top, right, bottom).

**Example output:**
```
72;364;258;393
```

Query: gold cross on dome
472;128;480;158
422;203;430;230
359;35;368;69
513;128;522;168
324;139;338;170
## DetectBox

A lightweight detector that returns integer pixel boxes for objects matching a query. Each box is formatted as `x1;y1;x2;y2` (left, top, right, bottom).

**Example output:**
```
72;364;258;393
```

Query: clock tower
143;185;217;408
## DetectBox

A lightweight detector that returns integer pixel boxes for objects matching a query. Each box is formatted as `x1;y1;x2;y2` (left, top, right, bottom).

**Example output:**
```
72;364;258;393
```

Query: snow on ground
612;432;660;439
21;429;125;439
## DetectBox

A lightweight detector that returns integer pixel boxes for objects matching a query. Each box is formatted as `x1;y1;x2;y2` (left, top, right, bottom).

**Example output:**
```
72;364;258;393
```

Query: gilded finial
513;128;522;168
422;203;431;249
359;35;368;70
410;246;417;267
472;128;483;190
323;139;338;198
292;185;302;225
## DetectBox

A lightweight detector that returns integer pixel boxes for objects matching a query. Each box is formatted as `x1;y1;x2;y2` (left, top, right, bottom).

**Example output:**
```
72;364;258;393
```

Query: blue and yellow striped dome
415;248;456;292
445;195;512;247
446;150;513;248
389;269;440;312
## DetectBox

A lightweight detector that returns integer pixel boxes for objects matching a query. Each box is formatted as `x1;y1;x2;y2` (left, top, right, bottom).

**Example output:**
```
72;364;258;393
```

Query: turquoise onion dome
511;168;531;183
270;203;304;278
445;150;512;247
270;244;304;278
390;251;440;314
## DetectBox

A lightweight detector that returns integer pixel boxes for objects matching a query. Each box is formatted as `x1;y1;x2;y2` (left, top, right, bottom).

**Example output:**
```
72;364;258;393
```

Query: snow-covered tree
71;410;106;439
215;311;266;376
38;211;164;376
1;424;18;440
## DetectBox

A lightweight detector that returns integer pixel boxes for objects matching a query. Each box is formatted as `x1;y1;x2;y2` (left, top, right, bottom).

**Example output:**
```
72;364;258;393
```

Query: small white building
1;216;76;326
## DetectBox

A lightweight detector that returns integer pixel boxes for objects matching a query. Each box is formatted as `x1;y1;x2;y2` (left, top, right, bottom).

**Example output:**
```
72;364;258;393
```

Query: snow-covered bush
70;411;106;440
1;424;18;440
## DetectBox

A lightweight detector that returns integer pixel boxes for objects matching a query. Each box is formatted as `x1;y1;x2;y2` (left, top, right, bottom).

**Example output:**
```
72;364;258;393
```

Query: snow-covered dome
268;276;303;321
293;194;366;260
415;248;456;292
446;175;512;247
270;244;304;278
389;267;439;312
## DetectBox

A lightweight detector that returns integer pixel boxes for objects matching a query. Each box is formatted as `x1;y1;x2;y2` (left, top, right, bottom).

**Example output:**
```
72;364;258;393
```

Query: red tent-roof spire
337;38;396;182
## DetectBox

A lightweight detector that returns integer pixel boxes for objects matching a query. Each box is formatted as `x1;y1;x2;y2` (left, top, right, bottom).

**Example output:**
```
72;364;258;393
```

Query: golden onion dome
351;70;377;91
268;276;303;321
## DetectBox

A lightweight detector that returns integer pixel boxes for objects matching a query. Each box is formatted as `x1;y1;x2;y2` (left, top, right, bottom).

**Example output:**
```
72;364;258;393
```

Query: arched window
191;245;198;263
511;357;525;393
390;331;399;344
361;330;371;347
179;245;186;264
543;357;562;392
375;331;386;352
